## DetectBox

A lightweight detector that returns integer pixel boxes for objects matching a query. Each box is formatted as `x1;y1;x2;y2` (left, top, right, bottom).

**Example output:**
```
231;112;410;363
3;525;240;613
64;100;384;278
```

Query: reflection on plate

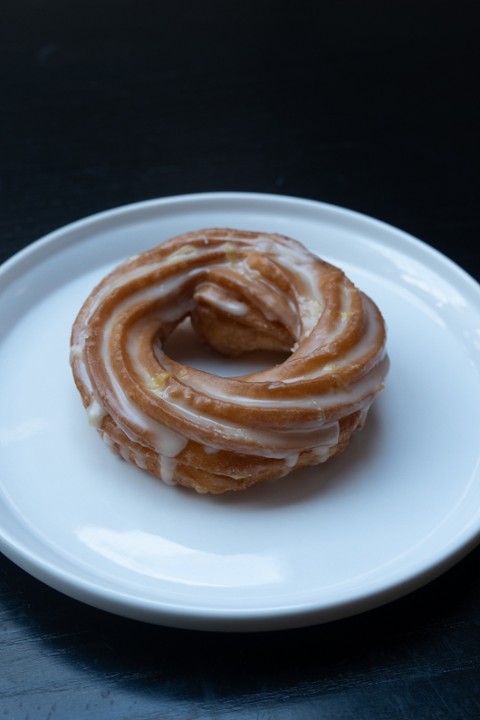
1;192;480;632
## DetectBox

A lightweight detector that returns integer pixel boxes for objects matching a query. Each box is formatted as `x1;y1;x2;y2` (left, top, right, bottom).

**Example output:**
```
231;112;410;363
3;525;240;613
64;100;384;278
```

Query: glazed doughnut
70;229;389;493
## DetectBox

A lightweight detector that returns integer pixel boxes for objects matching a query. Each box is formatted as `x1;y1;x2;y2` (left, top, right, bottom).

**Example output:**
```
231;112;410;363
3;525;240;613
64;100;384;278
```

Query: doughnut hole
163;317;292;377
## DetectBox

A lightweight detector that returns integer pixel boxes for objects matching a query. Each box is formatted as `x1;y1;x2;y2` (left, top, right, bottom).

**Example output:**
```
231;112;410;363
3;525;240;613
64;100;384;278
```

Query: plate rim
2;518;480;632
2;191;479;290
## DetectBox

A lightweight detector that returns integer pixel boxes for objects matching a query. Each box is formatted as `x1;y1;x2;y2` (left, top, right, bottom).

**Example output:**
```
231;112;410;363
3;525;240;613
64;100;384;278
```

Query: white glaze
87;398;106;428
194;284;249;317
158;455;178;485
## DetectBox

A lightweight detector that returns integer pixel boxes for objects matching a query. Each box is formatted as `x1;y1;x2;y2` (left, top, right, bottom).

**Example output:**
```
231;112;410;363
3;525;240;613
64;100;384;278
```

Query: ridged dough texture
70;229;389;493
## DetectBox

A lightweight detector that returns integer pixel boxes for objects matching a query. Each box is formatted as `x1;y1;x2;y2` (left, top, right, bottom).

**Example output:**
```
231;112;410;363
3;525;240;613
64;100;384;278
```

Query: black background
1;1;479;718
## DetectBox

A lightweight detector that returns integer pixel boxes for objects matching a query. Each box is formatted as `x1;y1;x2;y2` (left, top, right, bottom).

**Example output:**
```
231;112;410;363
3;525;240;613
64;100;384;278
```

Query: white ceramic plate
1;192;480;632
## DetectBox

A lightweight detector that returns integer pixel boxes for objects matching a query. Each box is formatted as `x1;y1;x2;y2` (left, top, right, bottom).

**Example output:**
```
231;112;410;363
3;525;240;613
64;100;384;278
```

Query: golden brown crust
70;228;389;493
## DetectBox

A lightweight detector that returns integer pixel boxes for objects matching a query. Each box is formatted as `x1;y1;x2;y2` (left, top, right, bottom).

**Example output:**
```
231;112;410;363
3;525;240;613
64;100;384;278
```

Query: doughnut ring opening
70;229;389;493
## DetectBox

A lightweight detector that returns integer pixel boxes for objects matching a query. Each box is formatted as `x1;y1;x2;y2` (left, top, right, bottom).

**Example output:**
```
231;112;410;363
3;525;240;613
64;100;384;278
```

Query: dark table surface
1;1;479;718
